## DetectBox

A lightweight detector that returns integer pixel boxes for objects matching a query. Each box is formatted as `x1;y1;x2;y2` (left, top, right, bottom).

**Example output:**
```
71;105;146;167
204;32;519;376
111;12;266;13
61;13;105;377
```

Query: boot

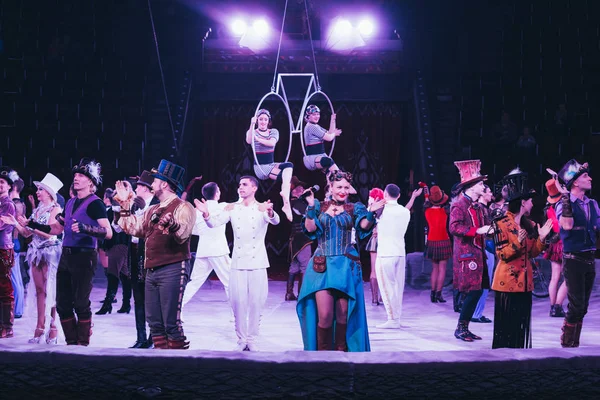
436;291;447;303
454;320;473;342
77;318;92;346
60;317;78;345
550;304;566;318
167;336;190;349
96;274;118;315
117;274;132;314
297;273;303;297
285;273;297;301
317;326;333;351
334;323;347;352
130;303;149;348
0;301;14;338
574;321;583;347
146;333;154;349
560;320;577;348
430;291;437;303
152;335;168;349
370;278;380;305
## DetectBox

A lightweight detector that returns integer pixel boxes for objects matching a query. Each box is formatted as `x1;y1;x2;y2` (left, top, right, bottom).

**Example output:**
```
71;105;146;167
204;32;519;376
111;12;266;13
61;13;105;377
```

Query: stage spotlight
358;19;375;37
252;19;270;37
230;19;247;36
333;18;353;35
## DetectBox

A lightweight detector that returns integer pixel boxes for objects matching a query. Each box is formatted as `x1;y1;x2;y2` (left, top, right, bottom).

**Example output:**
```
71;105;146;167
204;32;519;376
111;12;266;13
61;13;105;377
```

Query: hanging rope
271;0;290;92
303;0;321;91
147;0;179;155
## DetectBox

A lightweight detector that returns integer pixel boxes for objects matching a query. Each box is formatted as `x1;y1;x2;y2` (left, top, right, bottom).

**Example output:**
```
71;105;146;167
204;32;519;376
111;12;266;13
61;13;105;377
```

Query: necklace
330;200;345;214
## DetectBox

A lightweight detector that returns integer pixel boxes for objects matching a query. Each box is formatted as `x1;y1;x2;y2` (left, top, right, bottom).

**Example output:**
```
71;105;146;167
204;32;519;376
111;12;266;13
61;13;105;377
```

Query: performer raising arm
114;159;196;350
246;109;294;222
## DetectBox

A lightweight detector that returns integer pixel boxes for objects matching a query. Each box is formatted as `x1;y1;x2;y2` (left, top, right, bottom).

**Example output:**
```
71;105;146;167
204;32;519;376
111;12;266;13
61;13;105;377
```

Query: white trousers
182;255;231;307
376;256;406;321
229;268;268;345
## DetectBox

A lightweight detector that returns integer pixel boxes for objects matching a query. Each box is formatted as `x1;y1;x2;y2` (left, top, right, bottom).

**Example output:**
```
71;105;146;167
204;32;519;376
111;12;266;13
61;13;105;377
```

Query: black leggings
459;290;483;322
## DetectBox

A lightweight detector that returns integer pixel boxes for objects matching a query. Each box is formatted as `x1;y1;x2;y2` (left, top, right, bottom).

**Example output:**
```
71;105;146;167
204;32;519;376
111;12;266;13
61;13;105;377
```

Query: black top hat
72;158;102;187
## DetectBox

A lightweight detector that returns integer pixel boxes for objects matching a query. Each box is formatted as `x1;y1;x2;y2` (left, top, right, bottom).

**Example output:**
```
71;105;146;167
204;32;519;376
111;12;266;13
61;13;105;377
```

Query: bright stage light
230;19;247;36
358;19;375;36
333;19;353;35
252;19;270;36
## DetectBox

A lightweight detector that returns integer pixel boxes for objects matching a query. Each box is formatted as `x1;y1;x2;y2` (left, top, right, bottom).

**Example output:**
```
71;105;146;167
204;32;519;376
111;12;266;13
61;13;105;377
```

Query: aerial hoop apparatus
297;89;335;158
250;0;336;174
251;92;295;178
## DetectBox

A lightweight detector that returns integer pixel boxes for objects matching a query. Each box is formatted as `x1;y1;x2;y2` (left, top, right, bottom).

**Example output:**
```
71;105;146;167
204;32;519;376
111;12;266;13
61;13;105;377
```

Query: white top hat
34;173;64;202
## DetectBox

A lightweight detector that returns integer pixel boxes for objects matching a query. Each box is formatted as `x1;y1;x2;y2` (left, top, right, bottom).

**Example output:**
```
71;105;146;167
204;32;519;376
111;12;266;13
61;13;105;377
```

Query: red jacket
449;194;490;292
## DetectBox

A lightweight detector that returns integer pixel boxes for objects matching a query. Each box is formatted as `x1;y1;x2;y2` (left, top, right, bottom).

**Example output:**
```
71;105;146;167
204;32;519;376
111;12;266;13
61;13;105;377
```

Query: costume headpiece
453;159;487;191
72;158;102;187
557;159;589;189
33;173;64;202
151;159;186;196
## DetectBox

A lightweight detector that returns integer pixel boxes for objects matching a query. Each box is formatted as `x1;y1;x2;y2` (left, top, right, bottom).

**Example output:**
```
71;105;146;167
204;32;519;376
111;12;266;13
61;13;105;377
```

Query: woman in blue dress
297;171;385;351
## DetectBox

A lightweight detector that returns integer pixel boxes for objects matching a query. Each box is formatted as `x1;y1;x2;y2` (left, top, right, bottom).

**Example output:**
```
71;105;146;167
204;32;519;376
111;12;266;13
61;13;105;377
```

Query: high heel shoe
28;328;45;344
46;328;58;345
117;303;131;314
96;302;113;315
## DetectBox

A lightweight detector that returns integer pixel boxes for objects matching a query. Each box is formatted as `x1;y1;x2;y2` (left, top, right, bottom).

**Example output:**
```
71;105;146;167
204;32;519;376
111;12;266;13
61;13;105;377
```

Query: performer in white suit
375;184;411;329
184;182;231;308
195;176;280;351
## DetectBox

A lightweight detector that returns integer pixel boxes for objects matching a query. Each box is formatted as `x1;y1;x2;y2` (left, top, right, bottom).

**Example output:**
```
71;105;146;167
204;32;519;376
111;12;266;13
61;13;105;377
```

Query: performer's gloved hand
157;212;180;233
27;220;52;234
560;194;573;218
73;219;108;238
131;196;146;213
56;213;65;226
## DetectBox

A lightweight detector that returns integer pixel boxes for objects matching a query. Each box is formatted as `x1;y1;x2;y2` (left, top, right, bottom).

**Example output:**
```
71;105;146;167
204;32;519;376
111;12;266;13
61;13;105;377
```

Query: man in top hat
115;160;196;350
0;167;18;338
555;159;600;347
182;182;232;312
194;175;280;351
285;176;313;301
25;158;113;346
127;170;158;348
448;160;492;342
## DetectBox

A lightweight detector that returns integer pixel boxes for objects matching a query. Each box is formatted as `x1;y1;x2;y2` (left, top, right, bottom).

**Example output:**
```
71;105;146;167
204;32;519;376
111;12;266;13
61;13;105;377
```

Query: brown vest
143;197;191;269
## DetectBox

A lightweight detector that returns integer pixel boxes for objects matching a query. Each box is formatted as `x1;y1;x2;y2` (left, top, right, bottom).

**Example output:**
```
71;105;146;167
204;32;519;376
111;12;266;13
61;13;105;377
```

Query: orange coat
491;212;545;293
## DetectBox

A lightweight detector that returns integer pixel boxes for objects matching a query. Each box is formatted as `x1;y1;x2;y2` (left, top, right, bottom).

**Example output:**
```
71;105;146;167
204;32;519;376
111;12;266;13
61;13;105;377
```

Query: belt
306;142;325;156
63;247;96;255
563;251;596;265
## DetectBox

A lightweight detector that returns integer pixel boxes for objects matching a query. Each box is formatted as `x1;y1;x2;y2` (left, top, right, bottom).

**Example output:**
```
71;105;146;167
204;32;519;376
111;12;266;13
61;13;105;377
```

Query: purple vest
63;195;102;248
0;196;16;250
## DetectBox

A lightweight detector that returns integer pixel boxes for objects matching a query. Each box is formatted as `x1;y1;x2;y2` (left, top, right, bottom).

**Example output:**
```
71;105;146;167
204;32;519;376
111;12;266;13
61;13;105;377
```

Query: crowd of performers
0;104;597;353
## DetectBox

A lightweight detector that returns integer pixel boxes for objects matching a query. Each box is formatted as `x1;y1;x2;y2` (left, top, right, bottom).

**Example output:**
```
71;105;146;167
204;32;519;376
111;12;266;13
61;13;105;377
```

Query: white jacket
206;201;280;270
192;200;230;258
376;201;410;257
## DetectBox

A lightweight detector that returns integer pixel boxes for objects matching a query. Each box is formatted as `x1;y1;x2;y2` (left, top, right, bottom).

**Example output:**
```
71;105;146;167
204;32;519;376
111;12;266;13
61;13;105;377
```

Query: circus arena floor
2;260;600;399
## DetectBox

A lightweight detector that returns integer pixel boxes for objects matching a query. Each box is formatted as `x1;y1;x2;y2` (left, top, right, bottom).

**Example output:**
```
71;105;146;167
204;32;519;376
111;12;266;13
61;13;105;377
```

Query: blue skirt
296;254;370;352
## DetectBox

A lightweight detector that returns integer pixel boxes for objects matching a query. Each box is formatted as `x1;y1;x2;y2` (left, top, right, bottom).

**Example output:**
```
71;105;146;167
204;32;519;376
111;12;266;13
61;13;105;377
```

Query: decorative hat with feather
0;167;20;186
72;158;103;187
557;159;589;189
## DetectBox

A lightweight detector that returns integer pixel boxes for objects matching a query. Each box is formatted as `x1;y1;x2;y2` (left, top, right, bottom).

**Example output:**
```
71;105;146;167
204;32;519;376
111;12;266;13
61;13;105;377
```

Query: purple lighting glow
230;19;247;36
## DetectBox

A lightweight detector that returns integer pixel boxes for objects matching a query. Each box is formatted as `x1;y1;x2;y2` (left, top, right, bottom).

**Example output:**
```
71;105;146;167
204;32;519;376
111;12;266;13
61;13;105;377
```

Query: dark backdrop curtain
185;101;417;277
